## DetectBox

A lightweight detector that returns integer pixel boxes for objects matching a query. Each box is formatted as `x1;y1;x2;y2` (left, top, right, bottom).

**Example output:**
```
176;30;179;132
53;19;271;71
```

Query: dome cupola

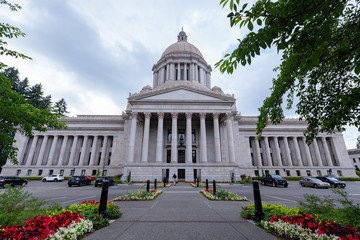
152;29;212;89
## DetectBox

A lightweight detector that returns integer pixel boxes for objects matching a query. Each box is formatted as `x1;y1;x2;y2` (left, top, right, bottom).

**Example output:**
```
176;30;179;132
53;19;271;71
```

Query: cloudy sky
1;0;358;149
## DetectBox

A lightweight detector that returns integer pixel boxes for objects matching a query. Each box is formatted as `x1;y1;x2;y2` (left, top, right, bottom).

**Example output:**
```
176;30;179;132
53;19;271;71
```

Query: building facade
2;30;356;181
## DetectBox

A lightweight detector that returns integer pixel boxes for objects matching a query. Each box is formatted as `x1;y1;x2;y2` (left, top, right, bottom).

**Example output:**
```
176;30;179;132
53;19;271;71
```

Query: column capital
185;112;192;119
144;112;151;118
199;113;206;119
131;112;138;118
226;112;232;120
171;112;178;119
213;112;220;119
157;112;165;118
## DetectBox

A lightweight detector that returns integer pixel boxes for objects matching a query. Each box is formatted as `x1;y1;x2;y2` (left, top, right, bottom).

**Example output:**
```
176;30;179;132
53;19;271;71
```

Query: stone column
170;63;175;80
184;63;187;80
57;136;68;166
36;135;49;165
226;113;236;163
141;113;151;163
254;138;262;166
264;137;272;166
177;63;180;80
79;135;89;166
213;113;221;163
321;137;332;166
303;137;313;166
293;137;303;166
99;136;108;167
156;112;164;163
200;113;207;163
25;135;39;166
313;138;323;166
185;113;193;163
195;65;199;82
274;137;283;167
283;137;292;166
47;136;59;166
128;112;138;163
89;136;98;166
171;112;178;163
190;63;194;81
153;72;157;88
68;136;79;166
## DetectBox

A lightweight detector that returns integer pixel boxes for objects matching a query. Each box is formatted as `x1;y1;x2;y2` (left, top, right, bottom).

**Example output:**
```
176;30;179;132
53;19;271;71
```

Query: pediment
129;86;234;103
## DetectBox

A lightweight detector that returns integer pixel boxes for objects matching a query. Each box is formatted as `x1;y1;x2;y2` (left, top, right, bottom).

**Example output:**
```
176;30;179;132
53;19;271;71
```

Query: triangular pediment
129;86;234;103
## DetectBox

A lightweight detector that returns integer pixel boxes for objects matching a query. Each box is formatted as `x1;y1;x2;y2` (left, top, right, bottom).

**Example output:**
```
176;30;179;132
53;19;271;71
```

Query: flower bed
201;189;248;201
156;182;172;188
0;211;93;240
191;182;206;188
114;189;162;201
261;212;360;240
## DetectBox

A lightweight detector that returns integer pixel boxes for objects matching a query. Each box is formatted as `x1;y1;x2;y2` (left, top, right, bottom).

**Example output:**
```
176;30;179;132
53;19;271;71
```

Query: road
0;180;359;208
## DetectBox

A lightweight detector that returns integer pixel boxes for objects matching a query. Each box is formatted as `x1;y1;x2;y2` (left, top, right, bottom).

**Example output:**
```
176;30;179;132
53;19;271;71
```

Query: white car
42;174;64;182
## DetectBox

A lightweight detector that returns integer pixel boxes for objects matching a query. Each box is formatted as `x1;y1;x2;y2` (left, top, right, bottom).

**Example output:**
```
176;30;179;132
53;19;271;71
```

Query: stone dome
160;30;204;59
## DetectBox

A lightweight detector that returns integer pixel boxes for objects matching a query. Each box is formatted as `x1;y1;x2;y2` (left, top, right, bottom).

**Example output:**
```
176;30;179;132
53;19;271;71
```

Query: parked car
95;176;115;187
299;177;330;189
260;174;288;187
0;176;28;188
68;176;91;187
316;176;346;188
85;175;94;181
42;174;64;182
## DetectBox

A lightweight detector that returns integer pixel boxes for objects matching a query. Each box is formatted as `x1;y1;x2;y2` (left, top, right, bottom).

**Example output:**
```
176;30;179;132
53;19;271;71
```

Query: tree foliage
0;1;67;165
216;0;360;143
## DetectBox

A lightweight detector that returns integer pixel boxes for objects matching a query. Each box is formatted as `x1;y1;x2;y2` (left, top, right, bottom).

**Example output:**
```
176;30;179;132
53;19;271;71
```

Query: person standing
172;173;177;186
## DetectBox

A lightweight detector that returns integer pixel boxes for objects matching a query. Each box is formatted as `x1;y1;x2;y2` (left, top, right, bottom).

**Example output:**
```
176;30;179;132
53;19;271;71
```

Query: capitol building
2;30;356;181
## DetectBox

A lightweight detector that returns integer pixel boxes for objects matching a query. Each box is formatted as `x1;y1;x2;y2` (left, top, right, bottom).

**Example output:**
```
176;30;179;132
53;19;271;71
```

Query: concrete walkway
84;183;278;240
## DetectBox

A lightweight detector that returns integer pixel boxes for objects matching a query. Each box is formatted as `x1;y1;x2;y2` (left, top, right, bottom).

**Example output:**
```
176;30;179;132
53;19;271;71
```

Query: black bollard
206;179;208;191
163;177;166;187
154;179;157;190
197;178;200;187
146;180;150;192
98;180;109;217
253;180;264;223
213;180;216;196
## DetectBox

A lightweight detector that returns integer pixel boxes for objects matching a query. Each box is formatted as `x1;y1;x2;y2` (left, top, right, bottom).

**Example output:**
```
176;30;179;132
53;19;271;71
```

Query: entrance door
178;150;185;163
178;169;185;182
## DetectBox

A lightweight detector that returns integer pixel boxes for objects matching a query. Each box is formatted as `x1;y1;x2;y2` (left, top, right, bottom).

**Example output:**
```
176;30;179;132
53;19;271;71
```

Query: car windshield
312;178;322;182
271;175;283;179
328;177;338;181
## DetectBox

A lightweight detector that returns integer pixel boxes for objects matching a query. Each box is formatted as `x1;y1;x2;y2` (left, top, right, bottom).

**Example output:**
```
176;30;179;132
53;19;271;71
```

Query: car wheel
42;179;46;182
21;182;27;187
284;184;288;188
261;181;264;185
78;183;81;187
54;179;58;182
314;184;319;188
301;183;305;187
68;184;71;187
272;182;277;187
330;183;335;188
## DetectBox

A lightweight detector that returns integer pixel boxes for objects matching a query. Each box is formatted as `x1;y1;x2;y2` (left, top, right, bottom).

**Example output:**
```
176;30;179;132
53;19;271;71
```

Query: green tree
216;0;360;143
0;1;66;165
357;136;360;149
53;98;69;116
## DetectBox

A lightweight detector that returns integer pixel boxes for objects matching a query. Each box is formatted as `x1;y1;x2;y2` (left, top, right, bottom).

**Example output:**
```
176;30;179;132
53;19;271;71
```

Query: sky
1;0;359;149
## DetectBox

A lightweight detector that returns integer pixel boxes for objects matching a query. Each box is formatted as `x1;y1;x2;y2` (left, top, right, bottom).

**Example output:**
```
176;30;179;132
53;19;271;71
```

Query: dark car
0;176;28;188
68;176;91;187
316;176;346;188
299;177;330;189
95;177;115;187
260;174;288;187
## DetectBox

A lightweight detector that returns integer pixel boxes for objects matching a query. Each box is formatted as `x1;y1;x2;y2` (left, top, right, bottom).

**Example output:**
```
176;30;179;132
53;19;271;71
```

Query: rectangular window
180;69;184;80
275;170;280;175
265;170;269;175
354;158;356;163
49;169;54;175
60;169;64;175
38;169;43;176
192;150;196;163
192;130;196;143
306;170;311;176
286;170;290;176
16;169;21;176
92;170;97;176
102;170;107;176
254;170;259;177
296;170;301;176
317;170;322;176
337;170;343;176
27;169;32;176
81;170;86;176
168;130;172;143
167;150;171;163
70;169;75;176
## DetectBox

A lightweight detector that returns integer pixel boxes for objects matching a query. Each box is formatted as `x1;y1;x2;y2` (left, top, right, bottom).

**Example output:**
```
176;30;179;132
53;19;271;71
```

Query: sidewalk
84;182;278;240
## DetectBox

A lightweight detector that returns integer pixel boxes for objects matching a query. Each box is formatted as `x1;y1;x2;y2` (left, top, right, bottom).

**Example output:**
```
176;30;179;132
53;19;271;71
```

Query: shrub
339;177;360;181
283;177;302;181
240;174;247;180
241;203;300;221
127;171;131;183
0;185;60;226
115;189;162;201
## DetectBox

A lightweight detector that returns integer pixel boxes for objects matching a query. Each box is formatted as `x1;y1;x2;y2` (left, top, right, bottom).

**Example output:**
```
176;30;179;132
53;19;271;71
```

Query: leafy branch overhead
216;0;360;144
